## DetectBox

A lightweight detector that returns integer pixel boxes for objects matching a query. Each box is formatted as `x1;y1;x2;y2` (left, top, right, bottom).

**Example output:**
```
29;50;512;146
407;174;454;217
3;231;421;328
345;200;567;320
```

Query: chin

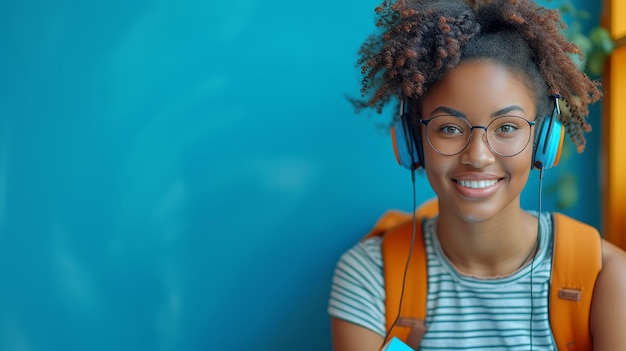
454;209;496;224
446;196;518;224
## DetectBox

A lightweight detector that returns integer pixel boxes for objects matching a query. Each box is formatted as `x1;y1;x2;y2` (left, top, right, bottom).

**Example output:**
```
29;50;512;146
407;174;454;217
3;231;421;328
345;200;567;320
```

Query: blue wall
0;0;602;350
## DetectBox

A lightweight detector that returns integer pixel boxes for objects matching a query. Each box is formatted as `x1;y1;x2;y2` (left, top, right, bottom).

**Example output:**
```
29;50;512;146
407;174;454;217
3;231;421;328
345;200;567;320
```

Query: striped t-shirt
328;212;556;350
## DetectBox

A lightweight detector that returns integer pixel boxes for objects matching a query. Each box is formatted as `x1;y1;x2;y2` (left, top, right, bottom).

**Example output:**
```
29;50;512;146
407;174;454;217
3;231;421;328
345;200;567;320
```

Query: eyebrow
491;105;526;117
429;105;527;118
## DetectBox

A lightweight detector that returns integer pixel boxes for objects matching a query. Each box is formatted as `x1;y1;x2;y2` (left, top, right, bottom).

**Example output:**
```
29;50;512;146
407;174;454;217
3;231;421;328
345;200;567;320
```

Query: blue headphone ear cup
533;117;564;170
392;118;422;170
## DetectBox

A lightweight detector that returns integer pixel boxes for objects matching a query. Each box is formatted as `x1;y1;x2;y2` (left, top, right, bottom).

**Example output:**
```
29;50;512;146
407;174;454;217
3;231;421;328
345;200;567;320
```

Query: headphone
391;96;565;170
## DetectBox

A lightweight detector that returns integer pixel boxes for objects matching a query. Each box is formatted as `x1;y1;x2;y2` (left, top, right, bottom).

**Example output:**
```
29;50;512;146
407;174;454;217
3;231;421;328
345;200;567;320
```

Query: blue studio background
0;0;602;350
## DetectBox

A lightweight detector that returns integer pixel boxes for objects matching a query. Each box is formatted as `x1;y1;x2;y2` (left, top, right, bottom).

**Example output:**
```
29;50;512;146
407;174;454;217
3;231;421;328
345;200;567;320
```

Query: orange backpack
364;199;603;351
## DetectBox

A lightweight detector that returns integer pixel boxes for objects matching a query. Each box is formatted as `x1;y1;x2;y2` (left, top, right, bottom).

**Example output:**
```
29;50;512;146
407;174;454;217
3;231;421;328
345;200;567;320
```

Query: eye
495;124;519;134
439;124;464;135
491;117;525;136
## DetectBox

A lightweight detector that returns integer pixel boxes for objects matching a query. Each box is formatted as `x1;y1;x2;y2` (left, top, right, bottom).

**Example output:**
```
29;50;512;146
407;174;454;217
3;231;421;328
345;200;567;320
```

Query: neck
436;205;539;278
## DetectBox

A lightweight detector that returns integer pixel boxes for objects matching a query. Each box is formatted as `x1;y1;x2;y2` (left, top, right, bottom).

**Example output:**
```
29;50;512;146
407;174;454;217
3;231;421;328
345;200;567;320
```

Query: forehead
421;60;536;119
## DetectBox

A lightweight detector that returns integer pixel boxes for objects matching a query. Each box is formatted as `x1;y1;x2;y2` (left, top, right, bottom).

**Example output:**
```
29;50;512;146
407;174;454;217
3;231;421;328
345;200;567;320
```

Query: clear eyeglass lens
424;115;532;157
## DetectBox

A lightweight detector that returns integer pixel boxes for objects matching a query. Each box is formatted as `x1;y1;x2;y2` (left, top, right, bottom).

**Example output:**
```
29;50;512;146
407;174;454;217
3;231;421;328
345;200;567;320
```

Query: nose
460;127;496;168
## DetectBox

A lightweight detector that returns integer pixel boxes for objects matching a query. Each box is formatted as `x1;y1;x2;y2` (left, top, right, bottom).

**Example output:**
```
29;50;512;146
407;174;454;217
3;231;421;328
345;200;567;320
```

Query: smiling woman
328;0;626;350
420;61;537;223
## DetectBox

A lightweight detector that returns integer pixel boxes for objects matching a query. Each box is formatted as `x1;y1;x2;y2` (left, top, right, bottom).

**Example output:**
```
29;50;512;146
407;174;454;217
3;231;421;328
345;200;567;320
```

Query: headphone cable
529;167;545;350
382;168;418;346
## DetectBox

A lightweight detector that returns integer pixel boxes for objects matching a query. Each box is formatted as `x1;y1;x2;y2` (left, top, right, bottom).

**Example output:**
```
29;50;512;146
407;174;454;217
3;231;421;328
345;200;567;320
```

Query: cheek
423;151;452;190
509;146;534;184
520;141;535;170
421;133;445;169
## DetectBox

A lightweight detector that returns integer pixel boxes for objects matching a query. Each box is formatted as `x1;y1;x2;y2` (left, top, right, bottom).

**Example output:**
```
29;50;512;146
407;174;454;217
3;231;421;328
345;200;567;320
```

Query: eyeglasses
420;115;536;157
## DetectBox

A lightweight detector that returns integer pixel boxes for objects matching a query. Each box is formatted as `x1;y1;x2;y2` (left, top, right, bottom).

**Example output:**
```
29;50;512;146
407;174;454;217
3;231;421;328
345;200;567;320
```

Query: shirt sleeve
328;236;386;337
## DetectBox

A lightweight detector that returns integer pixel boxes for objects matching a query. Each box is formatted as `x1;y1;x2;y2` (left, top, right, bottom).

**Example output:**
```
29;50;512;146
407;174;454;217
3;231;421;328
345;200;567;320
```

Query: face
420;60;536;223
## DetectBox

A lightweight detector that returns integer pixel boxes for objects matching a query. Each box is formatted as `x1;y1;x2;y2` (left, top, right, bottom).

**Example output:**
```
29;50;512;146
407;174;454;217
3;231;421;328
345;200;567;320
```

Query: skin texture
421;60;539;277
590;240;626;351
331;60;626;350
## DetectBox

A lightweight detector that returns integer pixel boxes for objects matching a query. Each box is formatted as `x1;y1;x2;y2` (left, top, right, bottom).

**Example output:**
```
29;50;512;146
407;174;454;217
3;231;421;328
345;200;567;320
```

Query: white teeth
457;179;498;189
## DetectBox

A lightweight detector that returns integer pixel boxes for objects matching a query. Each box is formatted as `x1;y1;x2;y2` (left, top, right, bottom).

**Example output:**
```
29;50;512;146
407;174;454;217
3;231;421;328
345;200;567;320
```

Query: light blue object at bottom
381;337;414;351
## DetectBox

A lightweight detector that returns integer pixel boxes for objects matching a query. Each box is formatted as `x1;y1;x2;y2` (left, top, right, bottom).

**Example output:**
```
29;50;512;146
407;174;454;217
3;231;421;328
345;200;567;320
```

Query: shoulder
596;240;626;292
341;236;383;268
597;239;626;287
601;239;626;267
332;237;384;290
590;240;626;350
329;237;387;338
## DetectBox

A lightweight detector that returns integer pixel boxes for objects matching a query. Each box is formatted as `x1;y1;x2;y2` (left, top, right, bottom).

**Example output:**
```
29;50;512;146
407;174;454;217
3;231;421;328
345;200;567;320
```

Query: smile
456;179;499;189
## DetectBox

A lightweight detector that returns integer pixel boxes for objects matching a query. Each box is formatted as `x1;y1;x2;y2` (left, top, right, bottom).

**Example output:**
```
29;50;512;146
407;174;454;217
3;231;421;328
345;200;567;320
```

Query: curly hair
354;0;602;152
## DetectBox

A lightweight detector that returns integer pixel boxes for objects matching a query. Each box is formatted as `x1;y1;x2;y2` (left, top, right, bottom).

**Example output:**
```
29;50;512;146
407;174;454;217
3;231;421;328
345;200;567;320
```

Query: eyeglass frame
419;115;537;157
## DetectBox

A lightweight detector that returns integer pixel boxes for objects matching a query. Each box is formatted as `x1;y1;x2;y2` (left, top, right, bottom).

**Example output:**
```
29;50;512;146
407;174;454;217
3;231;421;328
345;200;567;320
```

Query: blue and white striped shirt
329;212;556;350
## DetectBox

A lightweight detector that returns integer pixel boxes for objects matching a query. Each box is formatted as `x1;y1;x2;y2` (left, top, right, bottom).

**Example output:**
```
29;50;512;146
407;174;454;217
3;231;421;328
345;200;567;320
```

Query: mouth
455;179;500;189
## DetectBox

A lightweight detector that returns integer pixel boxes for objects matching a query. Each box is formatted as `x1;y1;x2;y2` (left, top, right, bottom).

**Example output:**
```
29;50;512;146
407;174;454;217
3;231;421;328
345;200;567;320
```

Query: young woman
328;0;626;350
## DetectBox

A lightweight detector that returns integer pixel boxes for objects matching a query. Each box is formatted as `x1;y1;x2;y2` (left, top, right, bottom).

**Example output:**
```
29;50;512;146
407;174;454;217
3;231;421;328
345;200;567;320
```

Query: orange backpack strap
363;199;438;240
364;199;438;350
550;213;603;350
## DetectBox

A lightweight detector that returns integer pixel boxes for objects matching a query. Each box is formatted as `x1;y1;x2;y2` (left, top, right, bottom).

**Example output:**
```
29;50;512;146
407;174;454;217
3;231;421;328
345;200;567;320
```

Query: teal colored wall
0;0;602;350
